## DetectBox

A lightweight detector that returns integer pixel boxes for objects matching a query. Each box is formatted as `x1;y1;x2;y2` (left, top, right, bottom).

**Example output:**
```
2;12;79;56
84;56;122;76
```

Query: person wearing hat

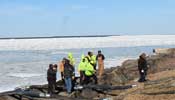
138;53;148;82
84;56;97;84
96;50;105;78
63;59;74;94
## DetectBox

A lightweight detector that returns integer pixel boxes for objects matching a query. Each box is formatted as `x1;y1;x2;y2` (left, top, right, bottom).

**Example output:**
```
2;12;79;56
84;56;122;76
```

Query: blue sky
0;0;175;37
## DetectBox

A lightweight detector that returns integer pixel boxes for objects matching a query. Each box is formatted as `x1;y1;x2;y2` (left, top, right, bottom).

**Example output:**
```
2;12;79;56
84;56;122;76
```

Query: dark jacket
47;68;57;81
96;54;105;60
64;63;74;78
138;57;148;71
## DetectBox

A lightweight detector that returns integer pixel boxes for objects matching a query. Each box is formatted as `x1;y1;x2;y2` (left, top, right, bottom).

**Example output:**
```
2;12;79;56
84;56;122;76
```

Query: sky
0;0;175;37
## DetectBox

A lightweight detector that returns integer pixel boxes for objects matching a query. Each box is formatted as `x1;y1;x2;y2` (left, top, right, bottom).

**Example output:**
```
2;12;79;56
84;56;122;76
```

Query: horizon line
0;34;119;40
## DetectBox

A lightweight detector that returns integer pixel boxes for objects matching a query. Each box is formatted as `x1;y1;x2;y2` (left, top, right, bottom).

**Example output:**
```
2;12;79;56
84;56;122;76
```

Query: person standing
47;64;57;95
138;53;148;82
63;59;74;94
96;50;105;77
58;58;66;81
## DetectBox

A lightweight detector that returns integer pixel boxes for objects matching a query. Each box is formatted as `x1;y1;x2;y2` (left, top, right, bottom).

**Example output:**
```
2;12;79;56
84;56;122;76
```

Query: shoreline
1;48;175;100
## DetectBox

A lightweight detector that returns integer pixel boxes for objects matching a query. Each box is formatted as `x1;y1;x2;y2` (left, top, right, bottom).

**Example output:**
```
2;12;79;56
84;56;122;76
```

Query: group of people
78;50;105;85
47;50;105;95
47;50;149;95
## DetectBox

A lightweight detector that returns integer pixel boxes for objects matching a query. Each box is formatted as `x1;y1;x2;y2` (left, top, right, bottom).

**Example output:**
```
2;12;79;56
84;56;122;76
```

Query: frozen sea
0;35;175;93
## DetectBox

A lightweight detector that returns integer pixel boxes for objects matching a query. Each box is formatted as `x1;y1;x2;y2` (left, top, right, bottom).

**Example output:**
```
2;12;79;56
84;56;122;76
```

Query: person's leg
80;71;83;85
140;72;145;82
99;63;102;77
84;75;89;85
92;74;98;84
50;80;54;94
68;77;72;93
138;70;142;82
101;62;104;76
71;77;75;91
53;80;57;93
48;81;52;94
98;63;101;76
143;70;147;81
81;71;85;85
64;78;69;93
61;72;64;80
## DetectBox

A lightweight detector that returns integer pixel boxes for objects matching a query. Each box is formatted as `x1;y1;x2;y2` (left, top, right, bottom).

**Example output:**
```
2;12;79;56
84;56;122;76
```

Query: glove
141;70;144;73
72;76;75;80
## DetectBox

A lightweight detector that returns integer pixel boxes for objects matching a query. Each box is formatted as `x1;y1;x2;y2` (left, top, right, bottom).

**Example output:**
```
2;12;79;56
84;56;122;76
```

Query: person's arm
138;60;141;70
143;60;148;70
70;65;75;76
96;55;98;60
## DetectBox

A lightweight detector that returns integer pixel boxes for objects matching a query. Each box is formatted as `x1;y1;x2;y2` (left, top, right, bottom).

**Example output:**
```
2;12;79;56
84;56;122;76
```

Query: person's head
62;58;66;64
68;52;73;58
88;51;93;56
98;50;102;54
49;64;53;69
53;64;57;71
65;58;70;64
82;58;85;62
153;49;156;53
140;53;146;59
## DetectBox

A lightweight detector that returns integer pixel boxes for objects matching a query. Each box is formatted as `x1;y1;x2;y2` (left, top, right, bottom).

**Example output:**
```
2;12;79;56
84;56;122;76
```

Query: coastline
1;48;175;100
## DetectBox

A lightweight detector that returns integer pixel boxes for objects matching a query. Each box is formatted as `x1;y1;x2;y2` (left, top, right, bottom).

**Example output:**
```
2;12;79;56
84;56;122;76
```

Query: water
0;35;175;93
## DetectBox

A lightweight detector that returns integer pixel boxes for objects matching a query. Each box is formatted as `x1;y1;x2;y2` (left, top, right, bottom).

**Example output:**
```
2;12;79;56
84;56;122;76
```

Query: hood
68;52;73;58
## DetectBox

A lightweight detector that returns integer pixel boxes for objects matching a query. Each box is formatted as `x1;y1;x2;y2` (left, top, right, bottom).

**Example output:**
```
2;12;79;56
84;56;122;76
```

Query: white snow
0;35;175;50
7;73;43;78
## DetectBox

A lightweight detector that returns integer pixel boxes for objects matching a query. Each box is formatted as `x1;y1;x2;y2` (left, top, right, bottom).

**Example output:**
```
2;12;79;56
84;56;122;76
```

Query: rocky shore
1;48;175;100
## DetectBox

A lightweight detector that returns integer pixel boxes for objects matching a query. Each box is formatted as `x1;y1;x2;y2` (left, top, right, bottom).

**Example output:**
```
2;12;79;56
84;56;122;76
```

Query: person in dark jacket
63;59;74;94
138;53;148;82
47;64;57;95
96;50;105;77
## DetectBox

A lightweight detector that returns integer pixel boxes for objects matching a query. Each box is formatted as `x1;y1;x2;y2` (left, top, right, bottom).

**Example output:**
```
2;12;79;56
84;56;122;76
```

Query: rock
80;88;99;99
0;96;17;100
153;48;175;56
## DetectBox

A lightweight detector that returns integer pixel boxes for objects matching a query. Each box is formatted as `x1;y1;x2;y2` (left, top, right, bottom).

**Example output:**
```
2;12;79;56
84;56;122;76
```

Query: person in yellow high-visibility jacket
84;57;97;84
87;51;97;70
78;54;86;72
78;54;88;85
68;52;75;67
